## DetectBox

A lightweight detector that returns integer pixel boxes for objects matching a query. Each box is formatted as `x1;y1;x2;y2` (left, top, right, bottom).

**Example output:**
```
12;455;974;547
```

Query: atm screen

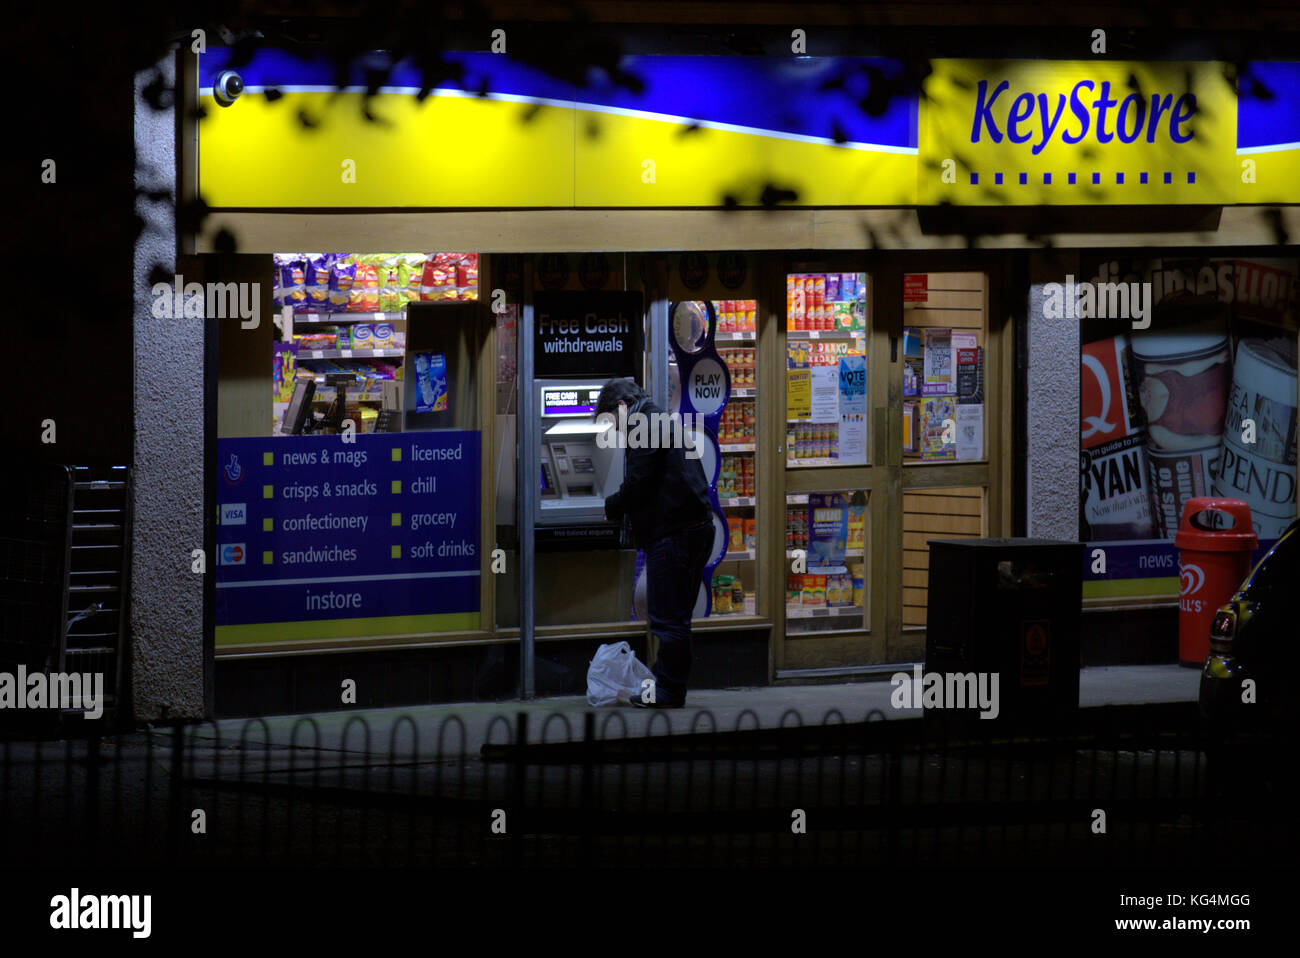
542;386;602;417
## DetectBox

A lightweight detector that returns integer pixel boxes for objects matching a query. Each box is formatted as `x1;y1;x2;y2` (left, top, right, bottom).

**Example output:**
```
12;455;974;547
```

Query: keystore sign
199;50;1300;207
534;291;641;379
214;432;481;646
920;60;1238;205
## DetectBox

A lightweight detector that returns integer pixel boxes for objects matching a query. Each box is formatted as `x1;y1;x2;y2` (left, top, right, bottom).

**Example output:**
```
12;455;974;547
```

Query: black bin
924;538;1083;734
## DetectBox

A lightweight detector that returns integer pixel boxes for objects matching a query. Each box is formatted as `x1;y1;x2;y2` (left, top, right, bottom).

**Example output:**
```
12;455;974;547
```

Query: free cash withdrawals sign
215;432;481;646
534;291;641;379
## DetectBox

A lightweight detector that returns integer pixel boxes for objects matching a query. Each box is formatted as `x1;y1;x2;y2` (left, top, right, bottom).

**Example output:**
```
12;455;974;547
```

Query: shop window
901;272;987;464
213;252;484;648
785;272;870;467
702;299;759;618
785;490;869;634
271;252;479;436
902;486;986;628
1077;255;1299;603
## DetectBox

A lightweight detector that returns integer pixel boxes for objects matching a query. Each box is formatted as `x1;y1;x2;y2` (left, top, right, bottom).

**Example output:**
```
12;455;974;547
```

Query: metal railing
0;704;1291;869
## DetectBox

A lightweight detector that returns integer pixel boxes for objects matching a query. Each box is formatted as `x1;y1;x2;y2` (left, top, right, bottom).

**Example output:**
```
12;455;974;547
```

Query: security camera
214;70;243;107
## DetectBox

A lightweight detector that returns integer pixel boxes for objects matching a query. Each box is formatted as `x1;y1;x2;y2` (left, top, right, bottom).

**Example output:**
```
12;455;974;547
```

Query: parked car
1199;517;1300;734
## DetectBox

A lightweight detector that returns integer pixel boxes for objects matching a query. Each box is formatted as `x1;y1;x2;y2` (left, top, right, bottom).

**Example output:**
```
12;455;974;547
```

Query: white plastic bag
586;641;655;707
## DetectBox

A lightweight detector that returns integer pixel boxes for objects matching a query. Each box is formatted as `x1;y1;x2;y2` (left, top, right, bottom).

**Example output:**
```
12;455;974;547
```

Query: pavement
187;664;1202;758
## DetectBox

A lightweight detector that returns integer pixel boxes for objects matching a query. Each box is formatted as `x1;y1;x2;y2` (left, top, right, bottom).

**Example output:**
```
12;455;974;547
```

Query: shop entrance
774;256;1011;675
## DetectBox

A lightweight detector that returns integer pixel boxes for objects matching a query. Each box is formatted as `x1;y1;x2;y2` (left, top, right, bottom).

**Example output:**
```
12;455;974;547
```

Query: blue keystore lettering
970;77;1196;151
1063;81;1093;145
1092;81;1118;143
970;79;1010;144
1006;92;1034;143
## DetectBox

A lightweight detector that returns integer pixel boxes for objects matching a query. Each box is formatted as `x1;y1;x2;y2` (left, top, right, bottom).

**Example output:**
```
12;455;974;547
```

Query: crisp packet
279;258;308;309
329;261;356;311
421;257;456;301
294;331;337;350
371;322;394;349
359;263;381;311
379;259;402;312
305;255;332;308
457;256;478;290
405;254;425;303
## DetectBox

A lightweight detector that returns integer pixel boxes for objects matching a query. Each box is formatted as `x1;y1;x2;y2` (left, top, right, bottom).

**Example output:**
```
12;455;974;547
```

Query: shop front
176;46;1300;713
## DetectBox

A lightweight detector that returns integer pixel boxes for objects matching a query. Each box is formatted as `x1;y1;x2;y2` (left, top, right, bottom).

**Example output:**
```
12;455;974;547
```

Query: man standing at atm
596;378;713;708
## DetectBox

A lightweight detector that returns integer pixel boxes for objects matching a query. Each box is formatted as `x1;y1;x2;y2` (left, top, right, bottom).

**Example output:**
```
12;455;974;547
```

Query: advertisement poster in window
1078;256;1298;600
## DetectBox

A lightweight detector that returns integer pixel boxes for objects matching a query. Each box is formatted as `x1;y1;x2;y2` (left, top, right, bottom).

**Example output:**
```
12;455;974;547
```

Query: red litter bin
1173;498;1257;667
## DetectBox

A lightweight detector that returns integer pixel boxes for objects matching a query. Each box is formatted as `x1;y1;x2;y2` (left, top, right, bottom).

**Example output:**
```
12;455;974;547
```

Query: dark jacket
604;396;711;548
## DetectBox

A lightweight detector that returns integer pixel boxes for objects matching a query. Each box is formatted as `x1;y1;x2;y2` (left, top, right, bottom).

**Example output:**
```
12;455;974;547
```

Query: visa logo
220;503;247;526
220;543;246;566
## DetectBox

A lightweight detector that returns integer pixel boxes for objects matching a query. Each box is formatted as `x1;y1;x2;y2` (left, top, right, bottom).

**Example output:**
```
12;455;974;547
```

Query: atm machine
536;378;626;542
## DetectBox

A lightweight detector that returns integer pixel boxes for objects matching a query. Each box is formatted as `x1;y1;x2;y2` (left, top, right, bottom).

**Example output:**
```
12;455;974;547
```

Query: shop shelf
786;604;863;619
722;549;756;561
299;348;405;359
718;497;756;508
730;387;757;397
719;443;756;453
787;330;861;340
785;549;863;559
786;458;842;467
312;389;386;403
291;312;407;323
715;331;757;341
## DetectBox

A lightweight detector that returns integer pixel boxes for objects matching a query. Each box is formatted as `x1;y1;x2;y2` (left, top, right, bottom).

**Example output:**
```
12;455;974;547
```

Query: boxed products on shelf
826;572;855;607
849;561;865;607
786;273;866;331
800;574;826;607
785;421;840;462
847;501;865;552
785;507;809;553
293;330;338;350
728;516;745;553
718;454;755;498
718;347;756;386
719;402;755;444
785;572;859;610
711;300;757;333
712;575;735;613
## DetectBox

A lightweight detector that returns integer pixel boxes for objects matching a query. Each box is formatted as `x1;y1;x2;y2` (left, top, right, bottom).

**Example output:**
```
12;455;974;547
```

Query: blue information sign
214;431;481;645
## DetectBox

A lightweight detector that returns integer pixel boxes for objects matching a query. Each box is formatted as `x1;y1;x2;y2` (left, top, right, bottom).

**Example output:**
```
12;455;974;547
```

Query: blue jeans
645;522;714;704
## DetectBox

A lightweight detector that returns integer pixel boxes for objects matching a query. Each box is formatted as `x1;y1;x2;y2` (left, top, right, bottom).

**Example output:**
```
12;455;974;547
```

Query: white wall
1026;252;1080;540
132;50;205;720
